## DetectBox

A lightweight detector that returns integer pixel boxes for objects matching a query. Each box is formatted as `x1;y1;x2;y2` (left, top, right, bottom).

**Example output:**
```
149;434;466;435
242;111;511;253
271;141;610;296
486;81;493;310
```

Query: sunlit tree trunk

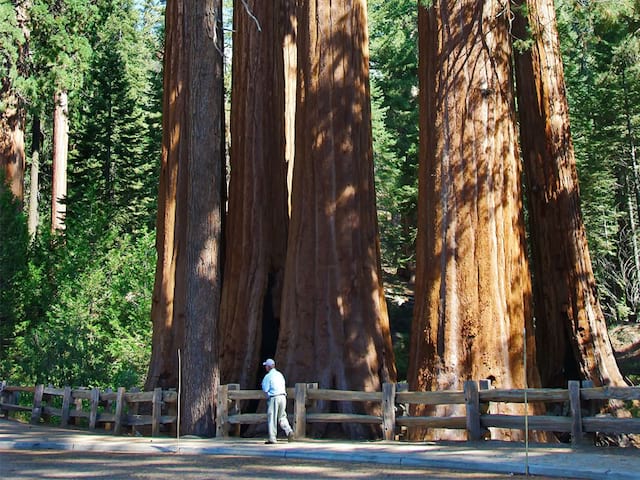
27;117;41;238
513;0;626;388
219;0;290;389
408;0;541;441
283;0;297;214
145;0;225;437
276;0;396;439
145;0;187;395
51;90;68;231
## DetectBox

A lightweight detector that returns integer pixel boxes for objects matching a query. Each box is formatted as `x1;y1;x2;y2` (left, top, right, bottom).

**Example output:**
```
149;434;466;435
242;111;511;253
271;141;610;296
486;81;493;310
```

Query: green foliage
0;212;155;388
0;0;162;389
0;182;29;366
0;1;24;103
29;0;95;97
556;0;640;323
369;0;419;268
70;0;161;232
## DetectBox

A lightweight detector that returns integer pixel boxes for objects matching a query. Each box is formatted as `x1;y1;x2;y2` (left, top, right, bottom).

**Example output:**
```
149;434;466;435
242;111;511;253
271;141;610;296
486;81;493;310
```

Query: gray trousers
267;395;292;441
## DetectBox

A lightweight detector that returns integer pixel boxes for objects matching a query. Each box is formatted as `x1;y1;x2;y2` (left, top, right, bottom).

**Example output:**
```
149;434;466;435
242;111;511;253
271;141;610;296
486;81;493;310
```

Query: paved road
2;419;639;479
0;449;568;479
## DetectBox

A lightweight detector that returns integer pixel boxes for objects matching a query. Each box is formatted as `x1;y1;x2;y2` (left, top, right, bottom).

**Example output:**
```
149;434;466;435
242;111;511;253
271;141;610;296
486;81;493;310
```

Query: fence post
114;387;125;435
382;382;396;441
166;389;177;436
569;380;584;446
0;381;7;418
60;386;72;427
152;387;163;437
228;384;241;436
216;384;229;438
294;383;308;439
582;380;596;445
465;380;482;441
30;384;44;425
89;387;100;430
129;387;140;435
73;391;83;426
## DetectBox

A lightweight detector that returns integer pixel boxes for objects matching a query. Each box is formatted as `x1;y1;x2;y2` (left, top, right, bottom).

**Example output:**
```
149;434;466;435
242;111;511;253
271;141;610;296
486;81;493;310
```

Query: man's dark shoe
287;431;294;442
265;440;277;444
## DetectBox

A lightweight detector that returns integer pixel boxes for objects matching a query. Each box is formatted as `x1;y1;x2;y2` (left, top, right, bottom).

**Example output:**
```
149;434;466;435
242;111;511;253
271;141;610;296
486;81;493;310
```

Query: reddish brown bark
275;0;396;438
513;0;626;388
408;0;542;441
219;0;290;389
0;105;25;205
0;1;28;208
146;0;225;437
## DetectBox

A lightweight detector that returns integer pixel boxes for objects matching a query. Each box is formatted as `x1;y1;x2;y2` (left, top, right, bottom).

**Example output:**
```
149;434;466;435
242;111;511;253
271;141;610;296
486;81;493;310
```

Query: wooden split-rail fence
3;379;639;445
0;382;177;436
217;380;640;445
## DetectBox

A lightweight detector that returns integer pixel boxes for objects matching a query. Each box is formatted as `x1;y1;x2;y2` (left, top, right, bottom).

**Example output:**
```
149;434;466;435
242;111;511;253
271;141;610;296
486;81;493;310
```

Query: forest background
0;0;639;391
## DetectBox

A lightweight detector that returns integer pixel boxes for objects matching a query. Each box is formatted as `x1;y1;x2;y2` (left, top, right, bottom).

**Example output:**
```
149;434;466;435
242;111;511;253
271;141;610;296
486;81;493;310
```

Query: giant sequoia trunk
0;103;25;206
408;0;542;441
145;0;224;437
0;0;28;208
512;0;626;388
51;90;69;231
219;0;291;389
275;0;396;439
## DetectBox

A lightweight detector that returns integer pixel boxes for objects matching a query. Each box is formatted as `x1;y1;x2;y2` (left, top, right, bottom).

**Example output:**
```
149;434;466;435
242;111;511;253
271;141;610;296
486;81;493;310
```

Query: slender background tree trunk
51;90;69;232
28;117;41;238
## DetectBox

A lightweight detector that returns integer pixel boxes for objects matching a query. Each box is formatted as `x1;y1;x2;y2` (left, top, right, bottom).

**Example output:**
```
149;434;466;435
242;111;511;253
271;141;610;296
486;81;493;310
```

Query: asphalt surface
1;418;639;480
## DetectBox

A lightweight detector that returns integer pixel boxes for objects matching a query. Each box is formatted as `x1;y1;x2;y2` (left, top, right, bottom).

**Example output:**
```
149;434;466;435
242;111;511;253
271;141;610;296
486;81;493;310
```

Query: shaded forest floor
610;323;640;385
382;268;640;385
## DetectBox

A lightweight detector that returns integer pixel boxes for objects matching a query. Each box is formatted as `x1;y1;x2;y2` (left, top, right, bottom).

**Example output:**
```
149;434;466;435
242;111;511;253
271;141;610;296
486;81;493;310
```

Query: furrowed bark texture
146;0;224;437
513;0;626;388
146;0;187;393
276;0;396;439
0;105;25;205
219;0;290;389
408;0;541;441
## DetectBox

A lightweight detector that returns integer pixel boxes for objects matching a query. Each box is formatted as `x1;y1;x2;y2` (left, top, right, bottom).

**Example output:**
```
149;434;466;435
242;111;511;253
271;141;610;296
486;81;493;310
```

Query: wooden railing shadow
217;380;640;445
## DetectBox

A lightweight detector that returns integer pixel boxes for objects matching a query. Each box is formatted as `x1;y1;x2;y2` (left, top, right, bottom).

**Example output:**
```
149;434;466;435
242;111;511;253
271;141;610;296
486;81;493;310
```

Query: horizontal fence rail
0;381;177;437
216;380;640;445
3;379;639;444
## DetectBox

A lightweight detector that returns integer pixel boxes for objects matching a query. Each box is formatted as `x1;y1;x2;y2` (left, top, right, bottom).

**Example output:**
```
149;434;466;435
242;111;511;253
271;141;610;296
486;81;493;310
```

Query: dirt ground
609;323;640;383
0;450;578;480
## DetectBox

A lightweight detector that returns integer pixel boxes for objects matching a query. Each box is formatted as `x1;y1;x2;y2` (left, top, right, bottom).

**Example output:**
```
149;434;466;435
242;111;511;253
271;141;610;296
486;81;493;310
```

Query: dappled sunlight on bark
408;0;544;442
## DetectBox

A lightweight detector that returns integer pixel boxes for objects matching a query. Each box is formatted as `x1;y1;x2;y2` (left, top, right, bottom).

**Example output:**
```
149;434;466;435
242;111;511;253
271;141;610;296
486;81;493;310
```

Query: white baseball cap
262;358;275;367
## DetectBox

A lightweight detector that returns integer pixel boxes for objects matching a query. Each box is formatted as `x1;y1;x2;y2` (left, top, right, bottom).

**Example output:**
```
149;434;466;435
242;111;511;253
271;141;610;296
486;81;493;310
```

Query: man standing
261;358;294;444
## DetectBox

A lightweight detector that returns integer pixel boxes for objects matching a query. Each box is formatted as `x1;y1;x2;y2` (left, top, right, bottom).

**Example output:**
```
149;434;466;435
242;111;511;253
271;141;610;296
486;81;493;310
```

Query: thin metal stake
524;327;529;477
177;348;181;454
